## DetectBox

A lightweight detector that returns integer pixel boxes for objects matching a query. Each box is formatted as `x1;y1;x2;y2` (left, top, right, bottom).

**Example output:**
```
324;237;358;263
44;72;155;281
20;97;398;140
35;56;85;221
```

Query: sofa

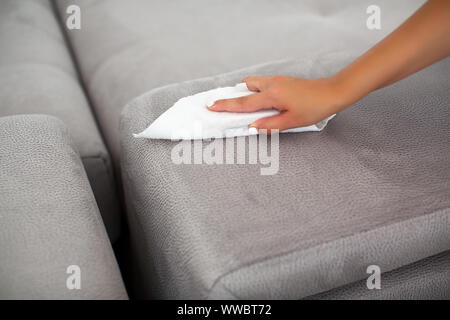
0;0;121;242
0;115;127;299
1;0;449;299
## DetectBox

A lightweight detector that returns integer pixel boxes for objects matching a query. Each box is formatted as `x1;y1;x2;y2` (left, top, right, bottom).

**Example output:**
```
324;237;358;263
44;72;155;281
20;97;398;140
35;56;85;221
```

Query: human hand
207;76;348;133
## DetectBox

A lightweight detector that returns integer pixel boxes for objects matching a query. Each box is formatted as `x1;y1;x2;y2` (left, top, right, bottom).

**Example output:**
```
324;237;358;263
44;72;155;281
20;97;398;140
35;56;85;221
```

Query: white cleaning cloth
134;83;335;140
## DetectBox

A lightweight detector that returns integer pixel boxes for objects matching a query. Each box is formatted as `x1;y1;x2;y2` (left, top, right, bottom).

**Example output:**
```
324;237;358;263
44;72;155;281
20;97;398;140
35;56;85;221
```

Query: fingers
208;91;273;113
249;112;295;133
243;76;272;92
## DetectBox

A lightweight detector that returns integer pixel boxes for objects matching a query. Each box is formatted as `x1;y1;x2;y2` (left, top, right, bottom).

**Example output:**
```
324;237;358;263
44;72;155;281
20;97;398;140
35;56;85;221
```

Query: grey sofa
121;57;450;299
1;0;449;299
0;0;121;242
0;115;127;299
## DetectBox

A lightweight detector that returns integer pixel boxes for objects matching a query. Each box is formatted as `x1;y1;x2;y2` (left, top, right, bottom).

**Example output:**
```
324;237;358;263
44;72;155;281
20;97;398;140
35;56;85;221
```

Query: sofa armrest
0;115;127;299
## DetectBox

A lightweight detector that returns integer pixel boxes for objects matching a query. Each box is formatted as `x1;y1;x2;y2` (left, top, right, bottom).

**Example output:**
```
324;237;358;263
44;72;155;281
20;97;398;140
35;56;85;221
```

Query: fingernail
249;127;258;135
249;122;259;135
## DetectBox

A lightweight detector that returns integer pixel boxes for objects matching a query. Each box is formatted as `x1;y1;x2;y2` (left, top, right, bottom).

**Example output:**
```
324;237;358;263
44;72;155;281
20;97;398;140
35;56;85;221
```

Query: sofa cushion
0;0;121;240
55;0;424;164
307;250;450;300
120;57;450;299
0;115;127;299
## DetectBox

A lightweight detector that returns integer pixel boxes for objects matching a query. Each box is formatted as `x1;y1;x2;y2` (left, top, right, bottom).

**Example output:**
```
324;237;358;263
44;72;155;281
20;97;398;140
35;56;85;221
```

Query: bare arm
209;0;450;132
337;0;450;102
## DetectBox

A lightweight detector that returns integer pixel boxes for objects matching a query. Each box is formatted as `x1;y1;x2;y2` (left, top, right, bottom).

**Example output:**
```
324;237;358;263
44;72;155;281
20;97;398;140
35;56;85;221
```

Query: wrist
328;61;382;110
324;74;358;112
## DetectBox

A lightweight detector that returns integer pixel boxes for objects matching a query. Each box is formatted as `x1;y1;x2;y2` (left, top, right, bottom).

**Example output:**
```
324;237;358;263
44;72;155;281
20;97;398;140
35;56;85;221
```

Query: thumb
250;112;294;134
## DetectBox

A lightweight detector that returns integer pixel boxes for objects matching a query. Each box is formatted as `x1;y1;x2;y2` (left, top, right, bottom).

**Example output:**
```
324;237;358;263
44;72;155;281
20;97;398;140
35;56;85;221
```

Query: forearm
332;0;450;110
211;0;450;131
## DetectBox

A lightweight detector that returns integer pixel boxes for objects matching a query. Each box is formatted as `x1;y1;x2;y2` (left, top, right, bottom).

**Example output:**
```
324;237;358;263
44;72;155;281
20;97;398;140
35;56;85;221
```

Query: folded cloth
134;83;335;140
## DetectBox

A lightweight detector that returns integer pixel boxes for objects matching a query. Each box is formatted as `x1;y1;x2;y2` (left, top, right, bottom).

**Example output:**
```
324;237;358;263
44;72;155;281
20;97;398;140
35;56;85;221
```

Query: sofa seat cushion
120;57;450;299
0;115;127;299
0;0;121;240
307;250;450;300
55;0;424;164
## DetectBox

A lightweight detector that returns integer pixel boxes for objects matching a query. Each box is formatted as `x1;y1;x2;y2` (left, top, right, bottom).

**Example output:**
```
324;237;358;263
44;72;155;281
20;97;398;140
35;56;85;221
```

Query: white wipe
134;83;335;140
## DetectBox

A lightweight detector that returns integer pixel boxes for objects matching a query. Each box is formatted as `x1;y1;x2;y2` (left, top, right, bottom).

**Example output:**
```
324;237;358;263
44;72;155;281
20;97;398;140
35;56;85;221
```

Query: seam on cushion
207;207;450;299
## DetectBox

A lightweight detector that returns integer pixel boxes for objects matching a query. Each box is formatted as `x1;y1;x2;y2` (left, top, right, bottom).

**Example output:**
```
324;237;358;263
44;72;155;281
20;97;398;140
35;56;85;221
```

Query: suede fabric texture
306;250;450;300
120;57;450;299
55;0;425;165
0;0;121;241
0;115;127;299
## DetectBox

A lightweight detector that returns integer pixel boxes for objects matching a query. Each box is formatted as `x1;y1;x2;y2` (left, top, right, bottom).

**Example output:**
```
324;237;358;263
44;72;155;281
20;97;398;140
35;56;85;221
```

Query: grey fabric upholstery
307;250;450;300
120;56;450;299
0;115;127;300
0;0;121;241
55;0;424;165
